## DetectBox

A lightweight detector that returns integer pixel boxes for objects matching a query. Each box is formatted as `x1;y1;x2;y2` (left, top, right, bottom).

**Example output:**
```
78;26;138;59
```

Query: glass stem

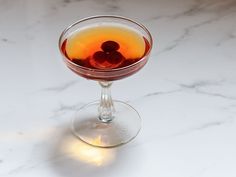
98;81;115;123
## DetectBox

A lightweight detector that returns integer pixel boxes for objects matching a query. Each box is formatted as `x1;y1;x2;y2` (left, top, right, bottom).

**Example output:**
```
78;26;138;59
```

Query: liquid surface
61;24;150;69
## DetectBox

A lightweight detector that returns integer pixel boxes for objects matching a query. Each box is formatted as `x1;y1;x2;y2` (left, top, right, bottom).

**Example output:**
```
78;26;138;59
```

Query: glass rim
58;15;153;73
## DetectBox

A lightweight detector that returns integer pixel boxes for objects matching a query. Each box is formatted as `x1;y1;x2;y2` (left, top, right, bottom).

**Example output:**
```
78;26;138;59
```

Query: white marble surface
1;0;236;176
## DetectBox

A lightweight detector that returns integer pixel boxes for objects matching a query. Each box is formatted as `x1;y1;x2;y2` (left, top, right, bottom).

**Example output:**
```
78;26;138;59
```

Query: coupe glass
59;15;152;147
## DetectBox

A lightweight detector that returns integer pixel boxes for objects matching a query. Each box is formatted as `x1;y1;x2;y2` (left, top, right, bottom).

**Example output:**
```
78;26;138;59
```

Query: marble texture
0;0;236;176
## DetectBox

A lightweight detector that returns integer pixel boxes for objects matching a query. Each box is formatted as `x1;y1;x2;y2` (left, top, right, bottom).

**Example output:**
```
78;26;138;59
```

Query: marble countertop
1;0;236;176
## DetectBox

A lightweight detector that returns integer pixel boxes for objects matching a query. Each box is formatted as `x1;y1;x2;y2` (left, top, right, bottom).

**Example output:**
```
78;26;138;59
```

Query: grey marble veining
41;80;79;92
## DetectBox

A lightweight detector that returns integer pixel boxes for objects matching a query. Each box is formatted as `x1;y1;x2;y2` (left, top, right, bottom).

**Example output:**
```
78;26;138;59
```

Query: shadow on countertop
48;124;143;177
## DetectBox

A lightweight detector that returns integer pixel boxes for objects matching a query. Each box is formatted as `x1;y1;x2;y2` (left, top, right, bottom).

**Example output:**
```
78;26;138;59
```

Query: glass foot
71;101;141;148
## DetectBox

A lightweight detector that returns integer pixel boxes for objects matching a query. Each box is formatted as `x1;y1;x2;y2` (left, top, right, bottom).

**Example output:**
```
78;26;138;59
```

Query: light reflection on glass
61;135;116;166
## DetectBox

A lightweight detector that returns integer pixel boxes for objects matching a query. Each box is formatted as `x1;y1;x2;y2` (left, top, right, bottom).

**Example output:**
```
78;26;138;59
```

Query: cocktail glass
59;15;152;147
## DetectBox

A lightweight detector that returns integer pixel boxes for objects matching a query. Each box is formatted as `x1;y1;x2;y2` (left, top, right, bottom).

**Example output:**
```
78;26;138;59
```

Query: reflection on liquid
61;135;116;166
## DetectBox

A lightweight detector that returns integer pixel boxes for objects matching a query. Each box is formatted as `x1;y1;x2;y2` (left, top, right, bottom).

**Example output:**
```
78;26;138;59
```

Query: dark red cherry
71;58;84;66
101;41;120;52
107;51;124;64
93;51;107;63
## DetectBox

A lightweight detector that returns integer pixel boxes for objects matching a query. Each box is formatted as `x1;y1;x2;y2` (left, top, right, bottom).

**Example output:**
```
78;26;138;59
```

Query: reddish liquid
61;25;151;71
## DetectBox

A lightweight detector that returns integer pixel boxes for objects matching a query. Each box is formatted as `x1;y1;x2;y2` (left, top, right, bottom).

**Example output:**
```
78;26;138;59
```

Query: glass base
71;101;141;148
